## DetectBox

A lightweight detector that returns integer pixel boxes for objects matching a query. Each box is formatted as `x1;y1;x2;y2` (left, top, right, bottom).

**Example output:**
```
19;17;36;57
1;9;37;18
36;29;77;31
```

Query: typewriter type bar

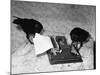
50;36;59;49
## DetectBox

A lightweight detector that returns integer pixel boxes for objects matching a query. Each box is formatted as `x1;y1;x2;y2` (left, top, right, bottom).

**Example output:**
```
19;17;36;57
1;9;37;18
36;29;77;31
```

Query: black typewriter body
47;36;83;65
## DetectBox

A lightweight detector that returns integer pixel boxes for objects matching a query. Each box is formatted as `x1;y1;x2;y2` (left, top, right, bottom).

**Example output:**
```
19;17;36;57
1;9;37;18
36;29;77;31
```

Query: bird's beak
40;29;45;35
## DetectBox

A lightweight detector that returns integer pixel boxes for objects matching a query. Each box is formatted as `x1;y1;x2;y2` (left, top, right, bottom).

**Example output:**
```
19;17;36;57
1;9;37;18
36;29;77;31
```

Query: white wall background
11;0;96;54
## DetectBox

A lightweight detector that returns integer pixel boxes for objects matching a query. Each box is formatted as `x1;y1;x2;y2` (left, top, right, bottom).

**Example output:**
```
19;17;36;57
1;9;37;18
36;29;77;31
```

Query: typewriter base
47;48;83;65
47;36;83;65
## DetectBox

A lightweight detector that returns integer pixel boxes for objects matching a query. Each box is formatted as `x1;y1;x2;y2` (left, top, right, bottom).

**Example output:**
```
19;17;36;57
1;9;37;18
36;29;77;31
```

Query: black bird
70;27;91;55
13;16;43;44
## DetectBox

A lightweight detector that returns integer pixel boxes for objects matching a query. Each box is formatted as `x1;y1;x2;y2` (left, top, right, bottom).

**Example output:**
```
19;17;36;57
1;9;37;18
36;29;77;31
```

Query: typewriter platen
47;36;83;65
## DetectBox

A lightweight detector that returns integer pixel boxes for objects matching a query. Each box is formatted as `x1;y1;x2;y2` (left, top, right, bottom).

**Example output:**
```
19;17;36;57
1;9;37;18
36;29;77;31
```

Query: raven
70;27;91;55
13;16;43;44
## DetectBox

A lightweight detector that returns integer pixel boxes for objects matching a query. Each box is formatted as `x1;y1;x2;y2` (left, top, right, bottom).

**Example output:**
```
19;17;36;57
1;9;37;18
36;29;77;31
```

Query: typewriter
47;36;83;65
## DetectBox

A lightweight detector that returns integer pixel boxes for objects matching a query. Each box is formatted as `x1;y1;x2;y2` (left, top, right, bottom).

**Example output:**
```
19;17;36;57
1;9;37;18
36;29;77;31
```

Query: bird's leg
75;42;83;56
77;42;83;50
71;42;80;55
